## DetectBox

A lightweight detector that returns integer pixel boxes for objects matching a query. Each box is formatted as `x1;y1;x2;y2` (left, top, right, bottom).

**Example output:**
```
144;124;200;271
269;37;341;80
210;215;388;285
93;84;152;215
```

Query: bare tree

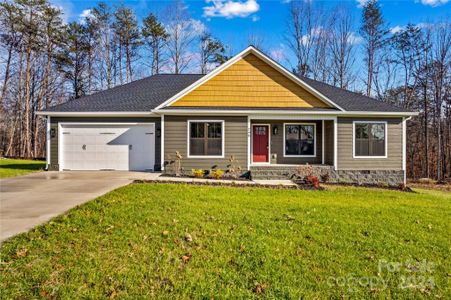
285;0;329;79
328;5;356;89
164;0;201;74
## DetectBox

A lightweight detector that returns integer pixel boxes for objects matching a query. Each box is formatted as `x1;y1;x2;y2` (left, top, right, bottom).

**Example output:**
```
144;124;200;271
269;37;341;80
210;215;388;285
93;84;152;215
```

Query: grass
0;158;45;179
0;184;450;299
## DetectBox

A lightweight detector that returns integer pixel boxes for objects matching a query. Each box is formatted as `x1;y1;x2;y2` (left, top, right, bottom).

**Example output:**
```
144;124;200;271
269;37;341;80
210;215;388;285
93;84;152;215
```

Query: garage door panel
61;124;155;171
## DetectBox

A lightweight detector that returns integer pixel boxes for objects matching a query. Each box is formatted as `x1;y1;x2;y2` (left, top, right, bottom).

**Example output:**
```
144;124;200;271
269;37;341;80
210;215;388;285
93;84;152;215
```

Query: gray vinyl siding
164;116;248;171
49;117;161;170
324;120;334;165
252;120;323;164
337;117;402;170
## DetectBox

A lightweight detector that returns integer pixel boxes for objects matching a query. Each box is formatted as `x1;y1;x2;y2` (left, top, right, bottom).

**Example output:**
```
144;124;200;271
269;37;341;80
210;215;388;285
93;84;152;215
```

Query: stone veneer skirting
250;166;404;186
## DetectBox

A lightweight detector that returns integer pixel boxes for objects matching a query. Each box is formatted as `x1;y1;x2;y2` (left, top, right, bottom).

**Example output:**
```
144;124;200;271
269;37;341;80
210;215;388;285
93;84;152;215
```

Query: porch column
161;114;165;171
247;116;251;170
402;117;406;184
46;116;51;170
322;120;325;165
333;117;338;170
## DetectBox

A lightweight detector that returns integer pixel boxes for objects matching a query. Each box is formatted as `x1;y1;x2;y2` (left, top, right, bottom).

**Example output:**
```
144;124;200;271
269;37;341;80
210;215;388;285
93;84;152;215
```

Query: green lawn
0;184;449;299
0;158;45;179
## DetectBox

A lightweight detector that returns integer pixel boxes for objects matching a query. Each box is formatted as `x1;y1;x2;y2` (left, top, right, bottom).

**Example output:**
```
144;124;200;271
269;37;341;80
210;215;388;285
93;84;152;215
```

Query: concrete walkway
0;171;158;242
0;171;295;243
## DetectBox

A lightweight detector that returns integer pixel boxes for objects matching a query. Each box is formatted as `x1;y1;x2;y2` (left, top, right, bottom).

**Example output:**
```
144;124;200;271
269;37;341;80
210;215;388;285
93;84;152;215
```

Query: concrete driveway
0;171;158;243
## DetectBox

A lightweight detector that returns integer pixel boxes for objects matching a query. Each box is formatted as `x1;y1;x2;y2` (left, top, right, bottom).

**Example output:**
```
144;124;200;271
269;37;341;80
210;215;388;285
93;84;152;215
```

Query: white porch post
247;116;251;170
402;117;406;184
46;116;51;170
333;117;338;170
161;114;165;171
322;119;325;165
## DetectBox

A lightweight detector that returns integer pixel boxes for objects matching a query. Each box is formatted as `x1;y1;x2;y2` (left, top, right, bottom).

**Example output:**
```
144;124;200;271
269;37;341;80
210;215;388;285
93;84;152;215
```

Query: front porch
248;117;336;172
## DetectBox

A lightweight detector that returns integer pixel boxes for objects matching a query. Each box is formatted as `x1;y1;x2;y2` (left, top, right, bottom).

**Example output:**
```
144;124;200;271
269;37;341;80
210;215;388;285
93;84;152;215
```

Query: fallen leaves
181;253;192;264
184;233;193;242
15;248;28;258
253;281;269;295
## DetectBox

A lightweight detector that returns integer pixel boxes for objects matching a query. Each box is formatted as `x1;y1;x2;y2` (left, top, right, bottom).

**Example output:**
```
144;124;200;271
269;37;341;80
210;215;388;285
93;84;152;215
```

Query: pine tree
199;32;227;74
142;13;168;75
113;6;141;82
360;0;388;97
56;22;89;99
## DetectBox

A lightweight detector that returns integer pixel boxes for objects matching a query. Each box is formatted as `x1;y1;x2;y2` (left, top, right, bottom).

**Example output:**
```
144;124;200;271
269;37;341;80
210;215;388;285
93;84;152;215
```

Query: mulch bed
134;179;300;190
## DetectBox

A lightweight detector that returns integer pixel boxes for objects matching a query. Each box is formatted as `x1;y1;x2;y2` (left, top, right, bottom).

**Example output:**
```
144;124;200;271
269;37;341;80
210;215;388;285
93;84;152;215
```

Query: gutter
153;109;419;117
35;111;158;117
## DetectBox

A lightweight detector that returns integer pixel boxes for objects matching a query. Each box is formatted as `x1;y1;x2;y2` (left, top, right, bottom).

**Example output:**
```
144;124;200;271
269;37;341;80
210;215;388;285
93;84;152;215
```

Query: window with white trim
189;121;223;156
354;122;386;157
285;124;315;156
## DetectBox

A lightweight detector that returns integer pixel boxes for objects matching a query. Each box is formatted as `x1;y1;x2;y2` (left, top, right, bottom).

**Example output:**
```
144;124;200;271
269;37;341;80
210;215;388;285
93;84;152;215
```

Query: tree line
0;0;449;181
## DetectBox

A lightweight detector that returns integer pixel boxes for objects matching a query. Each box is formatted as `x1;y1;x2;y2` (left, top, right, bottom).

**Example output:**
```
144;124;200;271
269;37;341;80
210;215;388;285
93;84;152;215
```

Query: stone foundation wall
250;166;404;186
330;170;404;186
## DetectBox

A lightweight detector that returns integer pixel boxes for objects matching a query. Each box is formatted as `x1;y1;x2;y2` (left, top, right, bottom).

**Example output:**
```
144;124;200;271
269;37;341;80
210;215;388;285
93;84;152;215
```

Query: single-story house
37;46;418;185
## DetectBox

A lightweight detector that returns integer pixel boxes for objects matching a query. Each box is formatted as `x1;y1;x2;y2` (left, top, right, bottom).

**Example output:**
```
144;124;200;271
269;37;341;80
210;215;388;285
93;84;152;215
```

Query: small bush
320;172;330;183
305;175;320;189
191;169;204;178
210;169;224;179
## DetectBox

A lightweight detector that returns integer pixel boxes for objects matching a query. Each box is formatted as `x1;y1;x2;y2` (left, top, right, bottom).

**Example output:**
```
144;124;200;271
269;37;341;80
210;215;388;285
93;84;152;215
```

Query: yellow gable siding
170;53;330;108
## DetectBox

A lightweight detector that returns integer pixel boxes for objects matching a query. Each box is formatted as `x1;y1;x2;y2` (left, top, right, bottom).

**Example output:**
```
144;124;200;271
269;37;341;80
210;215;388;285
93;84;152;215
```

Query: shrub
210;169;224;179
191;169;204;178
320;171;330;183
295;164;313;178
305;175;320;189
226;155;242;179
174;151;183;176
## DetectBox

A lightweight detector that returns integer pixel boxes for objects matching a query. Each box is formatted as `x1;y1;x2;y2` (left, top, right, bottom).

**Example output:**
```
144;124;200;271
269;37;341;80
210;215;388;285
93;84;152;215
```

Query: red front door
253;125;269;163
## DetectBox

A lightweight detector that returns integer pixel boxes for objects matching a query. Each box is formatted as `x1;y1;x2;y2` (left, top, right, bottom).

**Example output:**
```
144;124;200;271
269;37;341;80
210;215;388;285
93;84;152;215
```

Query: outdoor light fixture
156;128;161;137
273;126;278;135
50;128;56;138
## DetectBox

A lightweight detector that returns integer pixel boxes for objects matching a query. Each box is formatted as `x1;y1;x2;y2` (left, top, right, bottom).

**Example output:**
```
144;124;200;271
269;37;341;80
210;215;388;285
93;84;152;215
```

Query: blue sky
51;0;450;74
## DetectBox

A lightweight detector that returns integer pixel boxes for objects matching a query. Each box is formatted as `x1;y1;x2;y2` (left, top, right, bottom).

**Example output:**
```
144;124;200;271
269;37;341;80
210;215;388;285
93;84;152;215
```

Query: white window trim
187;120;225;159
352;121;388;159
251;123;271;165
283;122;317;158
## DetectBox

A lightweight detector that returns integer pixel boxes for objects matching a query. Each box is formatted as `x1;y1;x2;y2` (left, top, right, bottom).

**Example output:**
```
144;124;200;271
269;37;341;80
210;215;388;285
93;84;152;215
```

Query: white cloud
390;25;403;34
203;0;260;19
79;9;92;24
300;27;325;46
190;19;208;35
347;32;363;45
252;15;259;22
419;0;449;6
270;48;286;61
356;0;370;8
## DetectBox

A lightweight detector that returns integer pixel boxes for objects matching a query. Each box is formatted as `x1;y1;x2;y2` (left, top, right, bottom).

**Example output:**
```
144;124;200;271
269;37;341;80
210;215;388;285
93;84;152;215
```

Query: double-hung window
188;121;224;157
354;121;387;158
284;123;316;156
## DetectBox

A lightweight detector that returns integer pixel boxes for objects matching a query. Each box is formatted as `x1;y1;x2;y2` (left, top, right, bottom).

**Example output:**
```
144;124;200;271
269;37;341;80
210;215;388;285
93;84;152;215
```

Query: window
188;121;223;157
354;122;386;157
284;124;316;156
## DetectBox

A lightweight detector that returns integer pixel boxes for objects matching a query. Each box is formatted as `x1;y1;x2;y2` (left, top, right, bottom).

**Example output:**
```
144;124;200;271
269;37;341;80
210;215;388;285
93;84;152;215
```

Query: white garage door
60;123;155;171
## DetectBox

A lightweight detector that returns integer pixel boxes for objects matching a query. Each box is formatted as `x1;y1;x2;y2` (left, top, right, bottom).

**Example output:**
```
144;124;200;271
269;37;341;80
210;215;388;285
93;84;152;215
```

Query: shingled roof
297;76;408;112
44;74;203;112
43;72;409;113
